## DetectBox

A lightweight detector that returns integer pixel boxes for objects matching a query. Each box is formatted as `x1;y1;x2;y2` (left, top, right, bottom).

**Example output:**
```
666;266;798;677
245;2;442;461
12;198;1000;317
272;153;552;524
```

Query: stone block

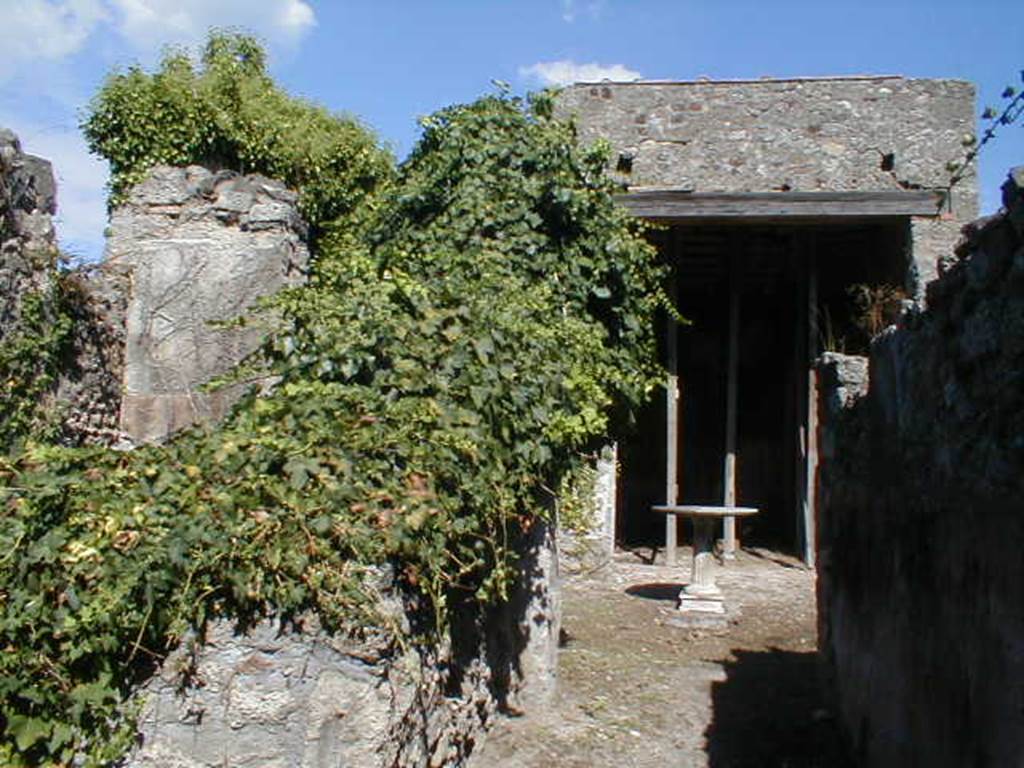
128;522;560;768
106;165;310;443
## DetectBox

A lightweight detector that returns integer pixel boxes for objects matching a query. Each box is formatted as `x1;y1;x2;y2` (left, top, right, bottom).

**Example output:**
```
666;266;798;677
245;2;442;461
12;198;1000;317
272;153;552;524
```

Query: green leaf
7;714;51;751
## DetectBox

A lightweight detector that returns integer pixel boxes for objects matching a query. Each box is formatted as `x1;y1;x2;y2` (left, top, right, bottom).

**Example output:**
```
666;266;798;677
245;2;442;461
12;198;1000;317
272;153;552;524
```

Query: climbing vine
947;71;1023;190
81;31;394;237
0;258;77;454
1;36;668;765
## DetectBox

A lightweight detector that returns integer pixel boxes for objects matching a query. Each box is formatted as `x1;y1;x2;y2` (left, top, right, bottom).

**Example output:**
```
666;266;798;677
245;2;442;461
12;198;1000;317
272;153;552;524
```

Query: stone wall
558;445;617;575
1;127;125;446
130;524;560;768
559;76;977;296
816;168;1024;766
1;127;58;343
106;166;309;443
53;262;129;445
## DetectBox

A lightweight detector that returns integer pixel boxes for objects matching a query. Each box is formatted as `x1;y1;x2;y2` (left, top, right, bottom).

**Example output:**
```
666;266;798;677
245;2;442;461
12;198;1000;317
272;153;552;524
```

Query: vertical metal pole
665;270;680;567
804;241;819;568
722;251;739;557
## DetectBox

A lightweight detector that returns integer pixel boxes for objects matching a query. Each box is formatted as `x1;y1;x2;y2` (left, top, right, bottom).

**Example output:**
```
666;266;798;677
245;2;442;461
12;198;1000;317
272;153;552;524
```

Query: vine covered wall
0;33;666;766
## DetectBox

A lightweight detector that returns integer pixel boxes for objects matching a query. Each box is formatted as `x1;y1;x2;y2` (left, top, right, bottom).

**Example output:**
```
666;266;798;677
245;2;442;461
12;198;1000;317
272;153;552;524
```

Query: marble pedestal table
652;505;759;615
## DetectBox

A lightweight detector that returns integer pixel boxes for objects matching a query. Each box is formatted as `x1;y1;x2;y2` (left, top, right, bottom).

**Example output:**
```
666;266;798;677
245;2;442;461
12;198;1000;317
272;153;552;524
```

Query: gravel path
470;547;854;768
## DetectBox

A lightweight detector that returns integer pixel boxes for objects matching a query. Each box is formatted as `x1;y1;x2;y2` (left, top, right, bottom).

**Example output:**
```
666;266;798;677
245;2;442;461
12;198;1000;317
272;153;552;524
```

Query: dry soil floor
470;546;855;768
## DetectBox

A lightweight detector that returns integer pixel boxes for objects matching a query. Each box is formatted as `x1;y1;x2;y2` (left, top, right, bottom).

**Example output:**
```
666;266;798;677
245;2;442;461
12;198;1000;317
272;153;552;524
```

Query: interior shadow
624;583;682;602
705;648;855;768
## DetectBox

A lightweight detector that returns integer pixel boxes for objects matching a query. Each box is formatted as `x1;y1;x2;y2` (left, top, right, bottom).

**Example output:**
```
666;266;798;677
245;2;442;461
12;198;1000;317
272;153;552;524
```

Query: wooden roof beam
615;189;948;221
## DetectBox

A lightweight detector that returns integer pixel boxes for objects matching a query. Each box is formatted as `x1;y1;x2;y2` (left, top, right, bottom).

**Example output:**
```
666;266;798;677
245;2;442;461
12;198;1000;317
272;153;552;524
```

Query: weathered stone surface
106;165;309;443
131;618;426;768
1;127;58;324
816;172;1024;767
55;262;129;446
559;446;617;576
559;77;975;197
559;77;978;300
512;521;561;709
130;526;561;767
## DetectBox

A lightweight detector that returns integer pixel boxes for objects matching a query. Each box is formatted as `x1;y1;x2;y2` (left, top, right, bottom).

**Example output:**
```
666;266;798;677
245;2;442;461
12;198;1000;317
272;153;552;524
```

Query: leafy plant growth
0;260;77;454
1;36;667;765
81;32;394;236
947;71;1024;190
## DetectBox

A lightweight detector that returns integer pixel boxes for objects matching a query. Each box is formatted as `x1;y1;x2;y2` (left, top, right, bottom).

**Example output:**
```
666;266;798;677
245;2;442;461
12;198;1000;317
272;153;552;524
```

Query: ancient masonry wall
1;128;125;445
98;167;560;765
0;138;562;765
816;169;1024;766
1;127;59;347
130;523;560;768
105;165;310;443
559;76;978;295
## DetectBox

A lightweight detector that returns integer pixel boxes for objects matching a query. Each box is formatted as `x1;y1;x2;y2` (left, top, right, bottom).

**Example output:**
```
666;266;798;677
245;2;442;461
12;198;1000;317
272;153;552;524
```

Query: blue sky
0;0;1021;262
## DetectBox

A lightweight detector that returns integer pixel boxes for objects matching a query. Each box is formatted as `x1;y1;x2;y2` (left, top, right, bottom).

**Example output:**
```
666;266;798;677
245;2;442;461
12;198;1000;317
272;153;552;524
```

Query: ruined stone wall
817;168;1024;767
1;127;125;446
1;128;55;246
130;524;560;768
2;136;564;765
54;263;128;445
1;127;58;342
559;77;977;294
106;165;309;443
558;446;616;576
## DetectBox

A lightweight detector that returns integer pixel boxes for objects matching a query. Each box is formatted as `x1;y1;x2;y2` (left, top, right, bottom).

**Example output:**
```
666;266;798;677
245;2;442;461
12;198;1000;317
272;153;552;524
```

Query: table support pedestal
679;517;725;614
652;505;758;621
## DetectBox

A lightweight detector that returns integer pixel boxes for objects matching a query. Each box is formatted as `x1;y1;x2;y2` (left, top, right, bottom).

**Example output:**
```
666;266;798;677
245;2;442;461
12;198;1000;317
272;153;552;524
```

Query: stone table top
652;505;759;518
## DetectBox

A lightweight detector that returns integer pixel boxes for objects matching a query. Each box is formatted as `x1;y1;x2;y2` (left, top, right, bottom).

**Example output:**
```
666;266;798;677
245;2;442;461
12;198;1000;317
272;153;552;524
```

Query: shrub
81;31;394;236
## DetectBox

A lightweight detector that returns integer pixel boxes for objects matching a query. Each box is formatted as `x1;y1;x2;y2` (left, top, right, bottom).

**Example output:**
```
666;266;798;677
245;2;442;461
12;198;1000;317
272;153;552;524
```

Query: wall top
569;74;924;86
557;77;978;218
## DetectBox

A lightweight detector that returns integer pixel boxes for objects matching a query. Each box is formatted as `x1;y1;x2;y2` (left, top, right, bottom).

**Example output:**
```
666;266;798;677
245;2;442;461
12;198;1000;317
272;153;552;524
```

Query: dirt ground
470;546;854;768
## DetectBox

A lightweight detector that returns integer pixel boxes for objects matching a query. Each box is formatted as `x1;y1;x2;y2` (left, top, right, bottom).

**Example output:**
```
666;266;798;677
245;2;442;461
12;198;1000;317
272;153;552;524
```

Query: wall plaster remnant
105;165;309;443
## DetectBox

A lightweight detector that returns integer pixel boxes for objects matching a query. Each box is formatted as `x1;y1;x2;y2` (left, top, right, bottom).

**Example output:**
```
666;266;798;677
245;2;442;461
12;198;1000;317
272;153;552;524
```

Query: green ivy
81;31;394;237
1;46;669;764
0;260;76;454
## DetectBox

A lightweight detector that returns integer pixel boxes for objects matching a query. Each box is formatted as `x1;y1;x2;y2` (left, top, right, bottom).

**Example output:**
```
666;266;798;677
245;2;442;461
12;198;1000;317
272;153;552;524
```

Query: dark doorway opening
617;220;908;555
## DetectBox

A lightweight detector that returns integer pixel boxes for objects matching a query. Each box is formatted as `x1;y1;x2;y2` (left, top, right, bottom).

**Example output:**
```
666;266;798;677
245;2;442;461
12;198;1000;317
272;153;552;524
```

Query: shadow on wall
704;648;854;768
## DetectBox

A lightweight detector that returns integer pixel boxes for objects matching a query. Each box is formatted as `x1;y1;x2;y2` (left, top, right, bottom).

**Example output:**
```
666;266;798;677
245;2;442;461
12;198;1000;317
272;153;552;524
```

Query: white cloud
0;0;316;82
277;0;315;36
520;60;642;87
0;0;108;81
109;0;316;48
560;0;605;23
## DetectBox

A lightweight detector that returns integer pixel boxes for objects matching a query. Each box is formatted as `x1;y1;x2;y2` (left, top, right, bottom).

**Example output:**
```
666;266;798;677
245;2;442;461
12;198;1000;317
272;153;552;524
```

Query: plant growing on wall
0;39;668;764
947;72;1024;190
0;260;77;454
81;31;394;237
